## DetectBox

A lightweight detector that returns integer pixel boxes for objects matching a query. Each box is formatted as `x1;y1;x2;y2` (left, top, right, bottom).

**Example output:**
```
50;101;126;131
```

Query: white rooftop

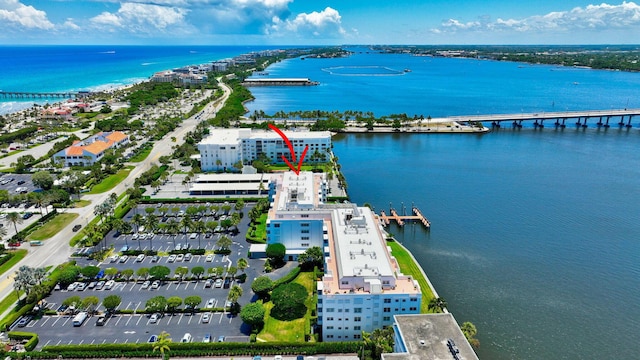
199;128;331;145
332;206;394;279
275;172;316;210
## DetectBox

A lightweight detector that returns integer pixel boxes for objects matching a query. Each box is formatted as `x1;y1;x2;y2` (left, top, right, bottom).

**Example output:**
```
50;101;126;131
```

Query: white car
176;254;184;262
139;233;147;240
205;298;215;308
201;312;211;323
167;255;176;263
136;254;145;262
141;280;150;289
132;233;139;240
119;255;129;263
151;280;160;289
149;313;160;324
205;254;213;262
109;255;119;263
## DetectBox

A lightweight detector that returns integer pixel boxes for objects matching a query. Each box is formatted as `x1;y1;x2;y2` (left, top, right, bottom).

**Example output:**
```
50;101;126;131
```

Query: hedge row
273;267;301;288
8;331;38;351
0;251;16;267
0;126;38;144
141;197;263;204
24;341;361;359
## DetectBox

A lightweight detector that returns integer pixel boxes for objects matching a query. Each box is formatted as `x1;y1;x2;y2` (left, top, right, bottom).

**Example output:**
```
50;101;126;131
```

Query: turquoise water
0;45;276;114
251;50;640;359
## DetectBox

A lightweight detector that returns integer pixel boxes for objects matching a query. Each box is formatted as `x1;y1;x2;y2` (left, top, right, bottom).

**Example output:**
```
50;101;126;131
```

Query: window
384;299;391;303
274;224;280;228
383;316;391;321
301;243;309;247
301;223;310;227
327;326;334;330
354;326;361;330
410;307;417;311
411;298;418;302
341;281;349;285
383;308;390;313
354;334;361;339
327;335;334;339
301;214;309;218
327;317;333;321
354;308;362;313
326;308;335;313
301;230;310;234
301;237;309;240
354;317;361;322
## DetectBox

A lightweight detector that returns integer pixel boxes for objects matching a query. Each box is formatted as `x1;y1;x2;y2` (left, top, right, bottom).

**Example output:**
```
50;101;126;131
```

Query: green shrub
8;331;38;351
273;267;301;288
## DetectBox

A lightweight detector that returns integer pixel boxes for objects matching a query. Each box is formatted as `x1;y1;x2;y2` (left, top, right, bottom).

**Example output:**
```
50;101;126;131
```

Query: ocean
0;45;279;115
4;46;640;359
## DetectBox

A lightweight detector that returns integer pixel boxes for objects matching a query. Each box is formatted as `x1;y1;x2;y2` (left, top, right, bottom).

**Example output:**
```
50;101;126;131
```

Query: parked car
151;280;160;289
205;254;213;262
184;253;192;261
148;335;158;343
205;298;215;308
151;255;160;263
141;281;151;289
96;316;107;326
203;333;211;343
167;255;176;263
204;279;213;288
201;313;211;323
119;255;129;263
95;281;105;290
136;254;145;262
109;255;119;263
176;254;184;262
104;280;115;290
149;313;160;324
214;279;223;288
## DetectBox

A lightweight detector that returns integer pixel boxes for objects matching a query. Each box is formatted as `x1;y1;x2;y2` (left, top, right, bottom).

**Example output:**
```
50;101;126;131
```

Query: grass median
0;250;28;277
88;166;133;194
27;213;78;241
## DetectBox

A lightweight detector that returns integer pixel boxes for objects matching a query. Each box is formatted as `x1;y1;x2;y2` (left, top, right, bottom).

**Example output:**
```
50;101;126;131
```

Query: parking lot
0;173;39;196
22;202;270;348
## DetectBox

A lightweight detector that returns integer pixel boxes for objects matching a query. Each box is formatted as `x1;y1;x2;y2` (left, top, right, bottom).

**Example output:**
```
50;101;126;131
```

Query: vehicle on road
72;224;82;232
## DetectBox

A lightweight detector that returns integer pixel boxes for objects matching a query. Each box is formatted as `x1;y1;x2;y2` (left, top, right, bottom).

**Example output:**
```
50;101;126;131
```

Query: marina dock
379;204;431;229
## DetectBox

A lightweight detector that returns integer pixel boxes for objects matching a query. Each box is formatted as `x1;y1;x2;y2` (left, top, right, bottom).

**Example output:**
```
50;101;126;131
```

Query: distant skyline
2;0;640;45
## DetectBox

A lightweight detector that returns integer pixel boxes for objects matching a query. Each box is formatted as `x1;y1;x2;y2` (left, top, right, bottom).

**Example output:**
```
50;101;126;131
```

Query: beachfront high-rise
197;128;331;172
264;171;422;341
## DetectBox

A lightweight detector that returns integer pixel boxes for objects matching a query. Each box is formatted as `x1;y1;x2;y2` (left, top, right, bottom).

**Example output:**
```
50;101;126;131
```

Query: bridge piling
618;116;625;127
582;118;588;128
604;116;611;128
597;116;603;127
561;119;566;128
626;116;633;128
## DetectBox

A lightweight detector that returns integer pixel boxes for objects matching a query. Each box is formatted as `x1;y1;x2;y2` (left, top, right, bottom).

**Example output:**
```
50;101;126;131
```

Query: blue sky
1;0;640;45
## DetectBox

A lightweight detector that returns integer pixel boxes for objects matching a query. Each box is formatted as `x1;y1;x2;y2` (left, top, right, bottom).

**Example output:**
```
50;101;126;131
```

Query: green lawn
88;166;133;194
258;271;315;342
387;240;436;313
0;291;20;320
28;213;79;241
0;249;28;277
128;146;152;162
73;200;91;208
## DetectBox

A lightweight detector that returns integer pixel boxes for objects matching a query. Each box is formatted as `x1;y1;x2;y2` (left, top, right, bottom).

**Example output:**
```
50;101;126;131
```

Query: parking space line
128;283;137;291
79;340;84;345
114;315;123;326
40;317;50;327
177;313;183;325
56;340;61;346
102;339;106;344
113;339;118;343
90;339;95;344
125;315;133;326
136;315;143;326
125;301;134;310
44;340;51;347
51;316;61;327
61;317;70;326
67;340;73;345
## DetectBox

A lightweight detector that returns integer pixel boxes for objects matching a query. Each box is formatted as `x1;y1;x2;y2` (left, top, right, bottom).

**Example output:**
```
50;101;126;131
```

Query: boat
404;68;412;72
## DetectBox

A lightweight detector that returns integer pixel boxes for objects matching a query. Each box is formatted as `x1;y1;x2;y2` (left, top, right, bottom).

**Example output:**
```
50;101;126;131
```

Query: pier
0;91;91;99
430;108;640;129
378;203;431;229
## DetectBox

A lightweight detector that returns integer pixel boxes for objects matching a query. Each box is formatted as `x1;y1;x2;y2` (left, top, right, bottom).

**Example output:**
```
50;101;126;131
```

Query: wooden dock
378;206;430;228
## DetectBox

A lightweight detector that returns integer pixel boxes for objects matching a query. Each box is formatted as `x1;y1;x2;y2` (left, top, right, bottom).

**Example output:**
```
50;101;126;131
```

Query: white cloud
0;0;54;30
90;2;189;33
269;6;346;38
432;1;640;35
63;18;80;30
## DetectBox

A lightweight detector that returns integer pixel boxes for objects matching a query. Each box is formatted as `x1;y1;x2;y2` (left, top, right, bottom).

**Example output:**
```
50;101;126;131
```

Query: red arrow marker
268;123;309;175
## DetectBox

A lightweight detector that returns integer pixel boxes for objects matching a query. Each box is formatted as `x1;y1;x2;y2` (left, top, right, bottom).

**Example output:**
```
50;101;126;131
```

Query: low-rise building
197;128;331;172
383;314;479;360
53;131;128;167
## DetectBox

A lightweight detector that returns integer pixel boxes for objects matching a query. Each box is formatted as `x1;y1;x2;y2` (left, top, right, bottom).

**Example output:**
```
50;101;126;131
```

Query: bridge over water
433;108;640;128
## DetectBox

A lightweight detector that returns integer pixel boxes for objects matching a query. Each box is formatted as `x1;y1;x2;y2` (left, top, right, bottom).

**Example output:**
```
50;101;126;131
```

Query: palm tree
166;219;179;248
7;212;23;235
145;214;159;250
0;226;8;242
428;297;448;313
132;213;144;233
237;258;248;273
180;216;192;235
193;220;206;249
153;331;171;359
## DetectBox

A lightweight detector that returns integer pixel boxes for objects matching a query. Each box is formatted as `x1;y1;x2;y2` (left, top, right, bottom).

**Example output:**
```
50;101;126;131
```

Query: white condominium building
317;206;422;342
266;171;329;259
263;171;422;341
197;128;331;172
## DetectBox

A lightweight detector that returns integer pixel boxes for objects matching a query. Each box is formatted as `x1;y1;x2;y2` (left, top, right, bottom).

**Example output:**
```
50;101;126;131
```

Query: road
0;80;232;319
